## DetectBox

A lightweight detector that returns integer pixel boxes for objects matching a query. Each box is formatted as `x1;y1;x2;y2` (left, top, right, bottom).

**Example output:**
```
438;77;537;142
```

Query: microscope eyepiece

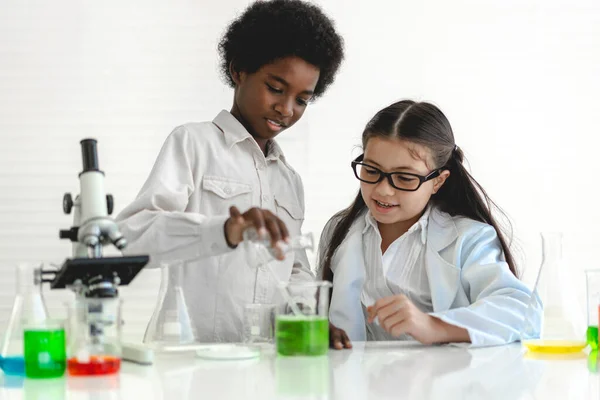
80;139;100;172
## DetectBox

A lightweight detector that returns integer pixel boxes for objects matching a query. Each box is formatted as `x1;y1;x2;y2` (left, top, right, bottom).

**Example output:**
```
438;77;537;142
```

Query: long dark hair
321;100;517;282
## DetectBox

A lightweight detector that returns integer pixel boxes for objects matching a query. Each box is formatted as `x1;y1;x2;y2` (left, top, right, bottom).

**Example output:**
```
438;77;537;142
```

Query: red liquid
67;356;121;376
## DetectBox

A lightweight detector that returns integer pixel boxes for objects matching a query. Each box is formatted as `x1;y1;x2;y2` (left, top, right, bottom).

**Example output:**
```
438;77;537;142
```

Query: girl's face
359;137;450;227
230;56;319;150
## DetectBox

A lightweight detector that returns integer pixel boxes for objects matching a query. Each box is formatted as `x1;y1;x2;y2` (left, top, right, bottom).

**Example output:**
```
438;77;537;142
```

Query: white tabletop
1;341;597;400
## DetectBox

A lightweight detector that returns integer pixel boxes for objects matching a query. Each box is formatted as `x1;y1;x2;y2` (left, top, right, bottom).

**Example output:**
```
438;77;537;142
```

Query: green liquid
276;356;329;395
276;315;328;356
24;328;66;379
589;350;599;373
588;326;599;350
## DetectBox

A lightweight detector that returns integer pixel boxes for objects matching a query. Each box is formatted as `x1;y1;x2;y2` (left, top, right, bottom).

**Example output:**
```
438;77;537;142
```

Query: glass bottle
0;263;49;376
243;228;314;267
143;260;199;350
521;232;587;353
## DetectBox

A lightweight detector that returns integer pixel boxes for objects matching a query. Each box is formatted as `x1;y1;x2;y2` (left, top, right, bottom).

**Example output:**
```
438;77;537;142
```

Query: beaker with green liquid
275;281;331;356
23;320;66;378
586;270;600;350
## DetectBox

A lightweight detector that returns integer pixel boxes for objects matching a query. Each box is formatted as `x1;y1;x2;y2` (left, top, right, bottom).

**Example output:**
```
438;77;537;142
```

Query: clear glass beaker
0;263;49;376
243;303;276;346
66;297;122;376
143;261;199;349
585;269;600;350
521;232;587;353
243;229;314;267
275;281;331;357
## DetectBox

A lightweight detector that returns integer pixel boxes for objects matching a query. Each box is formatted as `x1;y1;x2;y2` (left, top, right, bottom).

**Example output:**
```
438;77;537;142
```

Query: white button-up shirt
116;110;312;342
361;207;433;340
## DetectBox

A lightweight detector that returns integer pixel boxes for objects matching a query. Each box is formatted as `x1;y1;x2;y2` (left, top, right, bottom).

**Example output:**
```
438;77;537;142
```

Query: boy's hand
330;322;352;350
224;206;290;259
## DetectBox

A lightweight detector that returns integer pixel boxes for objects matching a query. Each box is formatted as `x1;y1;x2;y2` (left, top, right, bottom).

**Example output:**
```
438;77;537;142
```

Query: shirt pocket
201;175;253;215
274;194;303;235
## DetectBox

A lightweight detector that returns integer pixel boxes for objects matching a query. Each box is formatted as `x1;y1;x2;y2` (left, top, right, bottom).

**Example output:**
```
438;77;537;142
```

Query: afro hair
218;0;344;99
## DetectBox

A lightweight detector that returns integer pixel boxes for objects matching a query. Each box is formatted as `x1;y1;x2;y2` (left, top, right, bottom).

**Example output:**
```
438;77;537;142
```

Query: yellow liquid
522;339;587;353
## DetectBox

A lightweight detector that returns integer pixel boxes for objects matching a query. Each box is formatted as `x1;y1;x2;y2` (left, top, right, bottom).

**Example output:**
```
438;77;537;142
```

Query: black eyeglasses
351;154;444;192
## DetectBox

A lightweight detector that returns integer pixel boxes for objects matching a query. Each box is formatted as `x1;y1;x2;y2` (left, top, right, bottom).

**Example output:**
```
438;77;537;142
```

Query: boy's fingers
332;334;343;350
277;217;290;242
229;206;241;219
330;324;351;350
246;208;267;236
229;206;244;225
264;215;282;247
330;326;342;349
342;333;353;348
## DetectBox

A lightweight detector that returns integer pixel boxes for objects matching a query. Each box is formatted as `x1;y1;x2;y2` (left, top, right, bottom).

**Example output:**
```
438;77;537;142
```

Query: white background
1;0;599;341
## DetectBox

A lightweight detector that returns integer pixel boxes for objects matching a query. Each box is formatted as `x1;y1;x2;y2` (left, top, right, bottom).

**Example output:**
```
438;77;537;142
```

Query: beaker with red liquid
66;297;122;376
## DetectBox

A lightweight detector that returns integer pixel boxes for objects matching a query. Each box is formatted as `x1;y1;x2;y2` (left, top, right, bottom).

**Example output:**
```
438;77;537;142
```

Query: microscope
42;139;149;297
40;139;151;370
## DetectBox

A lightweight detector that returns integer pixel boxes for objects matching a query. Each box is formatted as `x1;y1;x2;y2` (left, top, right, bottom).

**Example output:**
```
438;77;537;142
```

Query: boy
117;0;346;343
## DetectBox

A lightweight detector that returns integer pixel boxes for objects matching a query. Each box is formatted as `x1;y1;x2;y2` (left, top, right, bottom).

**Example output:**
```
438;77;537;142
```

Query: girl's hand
330;322;352;350
367;294;469;345
367;294;437;344
224;206;290;259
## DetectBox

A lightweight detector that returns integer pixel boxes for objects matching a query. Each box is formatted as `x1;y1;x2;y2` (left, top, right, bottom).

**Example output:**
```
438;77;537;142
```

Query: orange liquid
67;356;120;376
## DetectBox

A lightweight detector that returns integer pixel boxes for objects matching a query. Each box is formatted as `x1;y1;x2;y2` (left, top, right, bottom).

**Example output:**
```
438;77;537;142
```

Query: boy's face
230;56;319;150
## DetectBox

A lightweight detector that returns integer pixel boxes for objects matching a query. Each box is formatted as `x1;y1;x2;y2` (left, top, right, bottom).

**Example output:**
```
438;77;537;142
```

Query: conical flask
143;261;199;350
0;263;49;375
521;232;587;353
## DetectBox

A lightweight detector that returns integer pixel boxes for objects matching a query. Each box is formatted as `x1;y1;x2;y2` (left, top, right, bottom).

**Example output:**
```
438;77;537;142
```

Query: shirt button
262;195;269;202
257;163;265;170
224;186;232;195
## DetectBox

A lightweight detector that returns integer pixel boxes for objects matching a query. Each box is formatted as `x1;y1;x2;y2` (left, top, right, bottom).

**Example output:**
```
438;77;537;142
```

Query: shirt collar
212;109;286;161
266;139;285;161
363;204;432;245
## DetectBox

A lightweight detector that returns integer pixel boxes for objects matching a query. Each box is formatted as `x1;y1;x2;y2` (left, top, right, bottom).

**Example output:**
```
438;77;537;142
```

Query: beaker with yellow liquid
521;232;587;353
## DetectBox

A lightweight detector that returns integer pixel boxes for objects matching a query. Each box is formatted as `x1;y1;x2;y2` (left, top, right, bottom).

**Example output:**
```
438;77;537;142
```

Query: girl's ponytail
434;146;518;276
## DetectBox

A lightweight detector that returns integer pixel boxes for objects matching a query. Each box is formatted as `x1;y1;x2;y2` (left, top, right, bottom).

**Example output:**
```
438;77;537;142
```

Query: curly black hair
218;0;344;99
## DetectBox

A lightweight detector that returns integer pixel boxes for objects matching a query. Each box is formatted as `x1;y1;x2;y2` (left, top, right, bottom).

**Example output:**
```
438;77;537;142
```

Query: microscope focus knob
106;194;114;215
63;193;73;214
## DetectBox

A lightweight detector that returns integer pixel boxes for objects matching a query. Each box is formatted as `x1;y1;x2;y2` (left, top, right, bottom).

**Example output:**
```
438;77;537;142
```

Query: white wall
1;0;599;341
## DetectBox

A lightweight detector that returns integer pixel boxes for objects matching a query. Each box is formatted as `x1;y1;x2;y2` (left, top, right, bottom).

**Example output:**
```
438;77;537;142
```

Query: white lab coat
324;207;542;347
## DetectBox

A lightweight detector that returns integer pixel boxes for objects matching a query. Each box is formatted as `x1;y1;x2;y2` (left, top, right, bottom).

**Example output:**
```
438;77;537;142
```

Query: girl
321;100;541;347
117;0;344;343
